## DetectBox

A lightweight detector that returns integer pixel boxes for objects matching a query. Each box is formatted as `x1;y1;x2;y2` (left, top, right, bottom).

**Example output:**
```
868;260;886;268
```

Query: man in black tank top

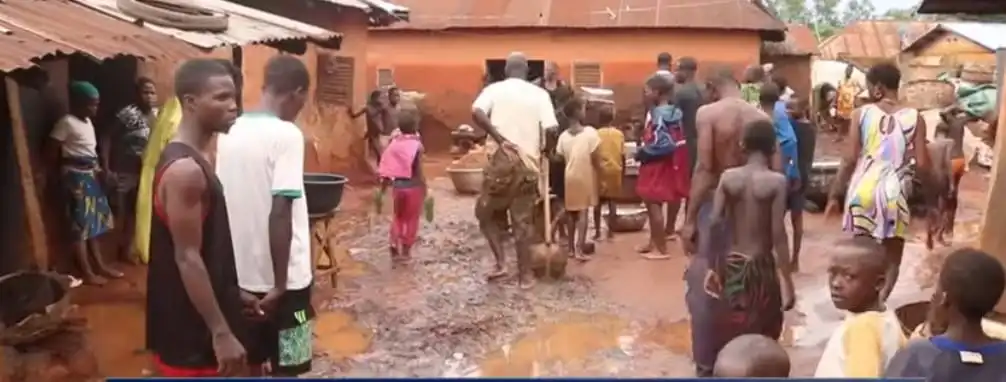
146;59;251;377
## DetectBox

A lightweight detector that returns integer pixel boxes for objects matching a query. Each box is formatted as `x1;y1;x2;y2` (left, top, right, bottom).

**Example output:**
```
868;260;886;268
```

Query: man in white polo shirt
471;52;559;289
215;55;312;376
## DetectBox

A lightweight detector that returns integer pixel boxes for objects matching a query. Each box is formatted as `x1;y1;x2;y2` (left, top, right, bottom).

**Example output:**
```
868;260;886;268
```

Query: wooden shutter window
572;62;602;88
316;53;354;106
376;68;395;88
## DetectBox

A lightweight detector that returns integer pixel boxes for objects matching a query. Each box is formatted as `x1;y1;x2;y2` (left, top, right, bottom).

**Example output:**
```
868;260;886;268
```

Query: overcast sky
866;0;920;13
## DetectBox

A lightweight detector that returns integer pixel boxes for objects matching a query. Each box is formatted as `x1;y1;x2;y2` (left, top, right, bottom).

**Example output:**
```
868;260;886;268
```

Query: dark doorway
484;59;544;85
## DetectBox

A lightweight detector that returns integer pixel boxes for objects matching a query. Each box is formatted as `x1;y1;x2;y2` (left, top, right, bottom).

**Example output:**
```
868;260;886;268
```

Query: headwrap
70;81;99;99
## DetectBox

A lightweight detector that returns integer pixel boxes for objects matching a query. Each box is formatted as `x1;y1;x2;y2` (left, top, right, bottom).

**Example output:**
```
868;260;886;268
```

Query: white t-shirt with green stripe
216;112;312;292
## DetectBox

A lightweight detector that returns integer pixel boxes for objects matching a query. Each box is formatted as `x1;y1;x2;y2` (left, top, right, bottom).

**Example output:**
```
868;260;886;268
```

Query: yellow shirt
814;311;907;378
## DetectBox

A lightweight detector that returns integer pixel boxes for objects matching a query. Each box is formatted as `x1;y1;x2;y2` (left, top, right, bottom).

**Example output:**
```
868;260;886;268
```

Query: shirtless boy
939;108;968;239
708;118;796;342
680;68;781;377
925;125;954;250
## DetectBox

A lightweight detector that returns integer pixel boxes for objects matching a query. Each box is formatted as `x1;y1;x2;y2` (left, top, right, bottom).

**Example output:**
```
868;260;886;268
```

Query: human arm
829;108;863;203
684;106;714;225
912;113;934;187
841;315;885;377
350;106;368;119
471;85;511;147
709;175;727;227
160;159;246;374
771;175;794;310
263;127;307;310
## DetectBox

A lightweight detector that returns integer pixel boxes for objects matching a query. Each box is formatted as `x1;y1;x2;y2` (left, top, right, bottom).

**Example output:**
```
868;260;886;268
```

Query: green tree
841;0;876;25
881;7;916;20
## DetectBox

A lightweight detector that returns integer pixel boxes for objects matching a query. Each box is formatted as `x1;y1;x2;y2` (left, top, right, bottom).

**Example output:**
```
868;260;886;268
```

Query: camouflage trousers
474;146;540;275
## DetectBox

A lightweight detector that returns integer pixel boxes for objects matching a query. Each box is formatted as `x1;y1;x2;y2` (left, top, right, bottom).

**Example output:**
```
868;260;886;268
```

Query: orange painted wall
220;0;373;178
366;28;763;151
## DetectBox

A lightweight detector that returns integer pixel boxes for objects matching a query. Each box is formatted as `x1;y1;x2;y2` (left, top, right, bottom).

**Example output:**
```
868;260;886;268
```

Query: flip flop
635;244;653;254
641;253;672;260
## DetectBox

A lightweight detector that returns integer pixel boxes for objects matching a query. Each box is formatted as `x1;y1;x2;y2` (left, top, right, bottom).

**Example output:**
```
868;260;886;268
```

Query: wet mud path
72;145;990;378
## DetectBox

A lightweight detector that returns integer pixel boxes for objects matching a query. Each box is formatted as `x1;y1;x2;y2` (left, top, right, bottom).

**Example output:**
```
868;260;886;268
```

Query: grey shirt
884;336;1006;381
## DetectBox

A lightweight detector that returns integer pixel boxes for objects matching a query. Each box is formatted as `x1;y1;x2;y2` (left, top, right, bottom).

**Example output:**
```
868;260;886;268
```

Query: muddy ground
69;138;990;378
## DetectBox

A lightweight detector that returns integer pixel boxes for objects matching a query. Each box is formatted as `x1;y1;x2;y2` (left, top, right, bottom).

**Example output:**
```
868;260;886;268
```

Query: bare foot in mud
389;245;400;260
487;267;508;281
790;259;800;273
665;233;679;241
635;242;653;253
641;252;671;260
519;276;537;290
84;274;107;286
98;266;124;279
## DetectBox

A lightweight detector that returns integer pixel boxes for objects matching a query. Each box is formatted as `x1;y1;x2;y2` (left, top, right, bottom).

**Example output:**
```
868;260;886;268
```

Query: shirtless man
708;119;796;345
679;67;779;377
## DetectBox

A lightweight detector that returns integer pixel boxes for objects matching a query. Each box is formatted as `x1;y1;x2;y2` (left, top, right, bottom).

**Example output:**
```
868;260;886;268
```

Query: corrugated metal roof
819;20;935;61
376;0;784;32
73;0;341;49
764;24;819;56
0;0;202;72
918;0;1004;14
937;22;1006;51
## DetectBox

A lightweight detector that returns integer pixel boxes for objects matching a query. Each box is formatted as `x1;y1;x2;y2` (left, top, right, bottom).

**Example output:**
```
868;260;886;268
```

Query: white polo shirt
216;113;312;292
472;78;558;160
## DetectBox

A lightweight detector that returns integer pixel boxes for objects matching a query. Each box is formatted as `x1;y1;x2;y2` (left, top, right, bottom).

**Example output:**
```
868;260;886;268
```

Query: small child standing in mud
925;122;955;250
556;95;601;260
593;104;624;240
815;236;906;377
887;248;1006;381
377;106;427;262
714;334;791;377
939;108;969;241
707;119;795;348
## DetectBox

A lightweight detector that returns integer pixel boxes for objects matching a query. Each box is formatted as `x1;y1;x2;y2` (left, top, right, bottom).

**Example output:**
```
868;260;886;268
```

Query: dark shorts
787;187;805;212
247;286;315;376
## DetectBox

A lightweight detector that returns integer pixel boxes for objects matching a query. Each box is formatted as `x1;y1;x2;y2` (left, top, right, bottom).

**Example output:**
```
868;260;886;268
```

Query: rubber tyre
116;0;228;32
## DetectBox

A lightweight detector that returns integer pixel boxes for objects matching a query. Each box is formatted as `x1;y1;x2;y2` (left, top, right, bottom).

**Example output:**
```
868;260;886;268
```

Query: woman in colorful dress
825;62;932;302
51;81;121;285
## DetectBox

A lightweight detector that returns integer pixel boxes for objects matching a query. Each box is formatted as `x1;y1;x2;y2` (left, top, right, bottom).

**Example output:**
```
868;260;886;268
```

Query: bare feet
518;275;537;290
665;233;680;241
487;266;508;281
790;259;800;273
98;266;124;279
84;274;108;286
635;243;653;254
641;252;671;260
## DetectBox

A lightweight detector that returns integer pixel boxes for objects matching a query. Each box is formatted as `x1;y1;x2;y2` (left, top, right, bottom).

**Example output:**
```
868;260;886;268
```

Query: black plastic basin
304;173;348;217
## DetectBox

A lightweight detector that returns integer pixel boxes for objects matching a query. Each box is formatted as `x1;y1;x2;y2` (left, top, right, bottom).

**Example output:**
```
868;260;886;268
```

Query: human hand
781;280;796;311
702;270;721;299
675;140;687;147
679;223;697;255
238;291;264;320
824;200;842;220
212;331;248;376
257;288;285;317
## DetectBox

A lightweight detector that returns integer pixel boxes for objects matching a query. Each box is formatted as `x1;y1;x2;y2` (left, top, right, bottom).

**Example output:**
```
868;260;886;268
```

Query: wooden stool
310;211;338;287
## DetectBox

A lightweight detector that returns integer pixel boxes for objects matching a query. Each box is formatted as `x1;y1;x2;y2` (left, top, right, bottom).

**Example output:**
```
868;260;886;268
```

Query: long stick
5;76;48;270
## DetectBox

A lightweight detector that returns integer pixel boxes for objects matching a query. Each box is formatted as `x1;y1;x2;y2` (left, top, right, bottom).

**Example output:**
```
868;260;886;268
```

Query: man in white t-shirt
471;52;559;289
215;55;312;376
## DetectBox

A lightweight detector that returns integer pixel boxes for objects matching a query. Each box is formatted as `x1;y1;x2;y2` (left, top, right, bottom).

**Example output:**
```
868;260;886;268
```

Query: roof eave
917;1;1006;14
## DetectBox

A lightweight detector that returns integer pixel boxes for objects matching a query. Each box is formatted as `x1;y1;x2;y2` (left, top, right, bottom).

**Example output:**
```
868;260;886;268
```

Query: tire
116;0;228;32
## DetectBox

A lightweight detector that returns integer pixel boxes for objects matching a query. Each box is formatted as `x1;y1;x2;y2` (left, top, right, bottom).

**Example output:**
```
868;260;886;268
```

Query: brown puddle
314;310;373;360
477;313;627;376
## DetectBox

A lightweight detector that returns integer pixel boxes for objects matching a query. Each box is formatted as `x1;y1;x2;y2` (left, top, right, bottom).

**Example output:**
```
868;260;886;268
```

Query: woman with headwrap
50;81;121;284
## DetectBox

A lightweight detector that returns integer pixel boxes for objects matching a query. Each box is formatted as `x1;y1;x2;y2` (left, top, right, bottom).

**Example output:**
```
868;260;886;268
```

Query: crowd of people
464;50;1006;380
37;43;1006;378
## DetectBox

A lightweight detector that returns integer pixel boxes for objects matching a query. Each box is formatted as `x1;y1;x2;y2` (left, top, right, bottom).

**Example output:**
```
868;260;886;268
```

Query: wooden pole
4;76;49;270
980;66;1006;314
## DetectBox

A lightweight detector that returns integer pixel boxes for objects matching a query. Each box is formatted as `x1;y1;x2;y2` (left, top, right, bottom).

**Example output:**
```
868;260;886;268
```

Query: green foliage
763;0;875;40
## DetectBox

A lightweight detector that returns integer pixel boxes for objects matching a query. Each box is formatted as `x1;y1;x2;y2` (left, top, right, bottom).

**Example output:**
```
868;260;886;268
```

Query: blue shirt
773;101;800;181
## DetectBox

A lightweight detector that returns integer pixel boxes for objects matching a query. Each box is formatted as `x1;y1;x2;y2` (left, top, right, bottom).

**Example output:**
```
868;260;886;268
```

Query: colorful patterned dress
843;104;918;240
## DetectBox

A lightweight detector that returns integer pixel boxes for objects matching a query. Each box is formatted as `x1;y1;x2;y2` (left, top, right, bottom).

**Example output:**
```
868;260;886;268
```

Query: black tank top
145;142;247;368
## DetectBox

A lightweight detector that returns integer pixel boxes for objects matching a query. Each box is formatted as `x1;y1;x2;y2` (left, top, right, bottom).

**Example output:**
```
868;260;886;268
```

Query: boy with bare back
679;67;783;377
707;118;796;358
925;124;954;250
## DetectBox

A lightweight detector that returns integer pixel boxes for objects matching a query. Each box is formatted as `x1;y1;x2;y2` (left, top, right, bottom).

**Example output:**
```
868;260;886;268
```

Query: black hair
264;55;309;95
645;73;673;97
135;76;154;93
745;65;765;82
845;235;887;272
397;104;420;134
760;82;781;106
742;119;776;156
174;59;233;99
657;52;672;66
939;248;1006;320
866;62;901;91
707;66;739;89
770;74;787;92
714;334;791;377
598;104;615;126
368;89;383;104
563;94;586;122
678;57;698;72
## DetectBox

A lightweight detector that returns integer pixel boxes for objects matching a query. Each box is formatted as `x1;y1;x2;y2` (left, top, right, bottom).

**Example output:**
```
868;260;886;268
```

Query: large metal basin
304;173;348;217
446;167;483;195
